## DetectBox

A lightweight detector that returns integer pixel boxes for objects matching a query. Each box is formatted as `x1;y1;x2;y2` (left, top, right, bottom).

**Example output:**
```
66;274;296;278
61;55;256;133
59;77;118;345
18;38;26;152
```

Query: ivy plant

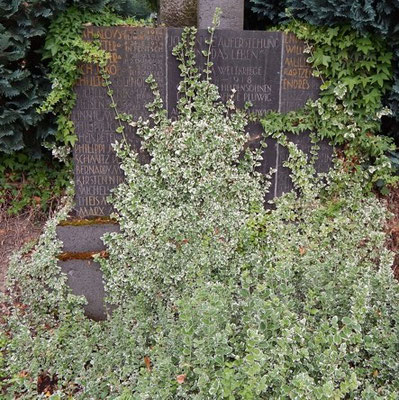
38;6;147;147
260;20;396;192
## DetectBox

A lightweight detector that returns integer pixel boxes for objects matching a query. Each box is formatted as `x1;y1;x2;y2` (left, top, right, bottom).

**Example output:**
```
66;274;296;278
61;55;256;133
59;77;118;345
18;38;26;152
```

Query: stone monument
57;10;332;320
70;27;328;219
159;0;197;27
198;0;244;30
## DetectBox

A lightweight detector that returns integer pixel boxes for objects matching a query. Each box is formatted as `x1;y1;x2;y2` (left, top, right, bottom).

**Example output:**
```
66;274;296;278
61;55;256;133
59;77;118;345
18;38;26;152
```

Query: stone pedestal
56;224;120;253
198;0;244;30
159;0;197;27
56;223;119;320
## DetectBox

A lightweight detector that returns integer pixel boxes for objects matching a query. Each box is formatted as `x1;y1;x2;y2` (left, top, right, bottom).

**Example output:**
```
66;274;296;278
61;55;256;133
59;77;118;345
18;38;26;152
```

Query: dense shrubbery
1;24;398;399
0;0;154;155
249;0;399;143
262;20;396;191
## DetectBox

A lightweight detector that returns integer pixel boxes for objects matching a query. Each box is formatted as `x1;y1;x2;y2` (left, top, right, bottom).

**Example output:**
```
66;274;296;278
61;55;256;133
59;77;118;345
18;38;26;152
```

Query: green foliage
97;20;266;307
0;151;71;215
260;21;396;190
295;24;392;116
250;0;286;25
0;0;56;154
0;332;7;384
251;0;397;36
249;0;399;142
39;6;144;146
2;24;399;399
0;0;153;155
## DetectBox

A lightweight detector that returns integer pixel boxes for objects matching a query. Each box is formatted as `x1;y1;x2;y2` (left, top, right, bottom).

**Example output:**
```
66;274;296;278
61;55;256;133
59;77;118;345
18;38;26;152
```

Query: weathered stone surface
159;0;197;27
280;33;320;113
198;0;244;30
264;32;327;202
167;29;282;117
72;27;166;218
60;259;111;321
72;27;329;216
56;224;120;253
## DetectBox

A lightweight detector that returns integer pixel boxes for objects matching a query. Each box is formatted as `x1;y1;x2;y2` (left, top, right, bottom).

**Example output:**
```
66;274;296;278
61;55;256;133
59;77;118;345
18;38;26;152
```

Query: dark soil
0;206;45;293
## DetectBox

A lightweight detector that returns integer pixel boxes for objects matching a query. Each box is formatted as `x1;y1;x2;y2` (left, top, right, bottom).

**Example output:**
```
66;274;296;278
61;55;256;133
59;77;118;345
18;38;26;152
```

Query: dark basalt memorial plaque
72;27;331;217
268;32;331;200
167;29;282;116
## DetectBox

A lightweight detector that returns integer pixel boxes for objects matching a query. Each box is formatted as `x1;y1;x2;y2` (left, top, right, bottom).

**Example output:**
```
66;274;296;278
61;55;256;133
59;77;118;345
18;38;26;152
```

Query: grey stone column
198;0;244;30
159;0;198;27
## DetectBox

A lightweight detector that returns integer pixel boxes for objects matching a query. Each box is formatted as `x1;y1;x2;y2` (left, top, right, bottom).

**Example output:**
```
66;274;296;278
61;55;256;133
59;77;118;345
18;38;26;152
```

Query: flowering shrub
1;23;399;399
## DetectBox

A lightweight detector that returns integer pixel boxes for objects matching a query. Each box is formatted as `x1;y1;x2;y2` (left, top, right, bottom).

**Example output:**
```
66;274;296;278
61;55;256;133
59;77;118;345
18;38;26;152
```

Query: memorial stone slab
273;32;332;199
72;27;166;218
72;27;330;217
167;29;282;117
280;33;320;113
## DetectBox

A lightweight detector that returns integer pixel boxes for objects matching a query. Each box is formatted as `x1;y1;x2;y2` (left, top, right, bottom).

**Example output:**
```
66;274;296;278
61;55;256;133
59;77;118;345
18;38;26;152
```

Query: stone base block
56;224;120;253
59;259;111;321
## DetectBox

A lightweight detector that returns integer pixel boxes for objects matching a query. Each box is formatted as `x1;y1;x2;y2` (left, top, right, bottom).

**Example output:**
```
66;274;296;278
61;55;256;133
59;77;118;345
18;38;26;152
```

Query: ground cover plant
1;13;399;398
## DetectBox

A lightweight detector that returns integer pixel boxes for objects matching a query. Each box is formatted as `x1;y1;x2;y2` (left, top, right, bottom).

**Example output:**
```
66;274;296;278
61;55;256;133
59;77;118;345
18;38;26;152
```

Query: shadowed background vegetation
247;0;399;144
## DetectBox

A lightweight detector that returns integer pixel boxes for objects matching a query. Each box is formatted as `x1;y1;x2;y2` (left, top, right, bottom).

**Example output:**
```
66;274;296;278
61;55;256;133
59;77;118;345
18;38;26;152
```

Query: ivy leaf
356;38;373;55
363;88;380;104
378;52;392;65
313;51;331;67
342;77;359;91
371;73;389;88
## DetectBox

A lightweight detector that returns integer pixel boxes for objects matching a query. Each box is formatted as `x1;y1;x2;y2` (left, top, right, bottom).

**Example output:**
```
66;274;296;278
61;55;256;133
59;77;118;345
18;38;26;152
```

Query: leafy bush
262;20;396;190
2;24;398;399
249;0;399;143
0;0;154;155
97;24;268;306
